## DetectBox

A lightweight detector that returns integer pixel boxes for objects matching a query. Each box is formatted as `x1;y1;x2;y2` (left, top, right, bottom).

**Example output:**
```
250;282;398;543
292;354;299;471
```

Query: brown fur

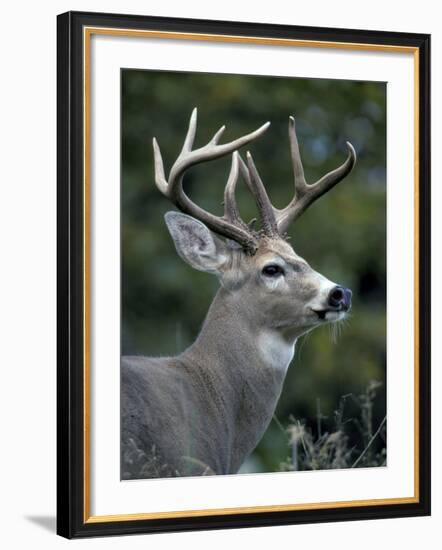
121;225;345;479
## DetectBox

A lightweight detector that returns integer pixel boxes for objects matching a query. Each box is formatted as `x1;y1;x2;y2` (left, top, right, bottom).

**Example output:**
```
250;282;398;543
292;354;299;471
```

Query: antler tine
223;152;249;229
180;106;198;153
276;116;357;235
238;152;278;237
210;124;226;145
153;108;270;252
165;110;271;191
288;116;307;188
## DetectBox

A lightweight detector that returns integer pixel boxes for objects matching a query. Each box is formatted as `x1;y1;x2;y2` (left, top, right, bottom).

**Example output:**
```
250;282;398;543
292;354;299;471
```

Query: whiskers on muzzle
328;313;351;344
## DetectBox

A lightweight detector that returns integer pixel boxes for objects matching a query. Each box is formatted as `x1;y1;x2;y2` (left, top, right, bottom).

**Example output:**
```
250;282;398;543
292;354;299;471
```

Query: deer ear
164;211;230;274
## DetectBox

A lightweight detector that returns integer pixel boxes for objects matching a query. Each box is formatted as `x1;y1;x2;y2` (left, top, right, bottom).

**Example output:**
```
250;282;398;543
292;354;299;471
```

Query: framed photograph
57;11;431;538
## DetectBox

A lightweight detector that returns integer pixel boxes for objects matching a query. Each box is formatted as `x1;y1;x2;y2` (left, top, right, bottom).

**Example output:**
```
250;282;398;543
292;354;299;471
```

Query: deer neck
186;287;296;379
181;287;296;471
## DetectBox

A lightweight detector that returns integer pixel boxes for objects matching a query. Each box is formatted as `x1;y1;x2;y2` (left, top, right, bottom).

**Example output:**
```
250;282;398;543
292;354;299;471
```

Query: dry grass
279;381;386;472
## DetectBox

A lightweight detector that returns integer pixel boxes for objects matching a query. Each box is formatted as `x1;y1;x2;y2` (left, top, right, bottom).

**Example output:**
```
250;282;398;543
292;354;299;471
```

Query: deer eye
262;264;284;277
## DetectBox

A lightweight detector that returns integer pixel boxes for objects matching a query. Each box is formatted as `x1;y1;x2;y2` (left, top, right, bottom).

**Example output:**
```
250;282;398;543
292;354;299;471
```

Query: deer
121;108;356;479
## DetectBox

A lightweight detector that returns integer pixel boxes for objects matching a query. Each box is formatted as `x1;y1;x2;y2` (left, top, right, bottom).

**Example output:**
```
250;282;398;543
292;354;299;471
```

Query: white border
90;34;415;516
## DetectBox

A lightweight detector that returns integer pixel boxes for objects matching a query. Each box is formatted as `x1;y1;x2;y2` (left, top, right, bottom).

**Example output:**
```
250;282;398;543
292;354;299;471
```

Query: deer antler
237;153;279;238
276;116;356;235
153;108;270;253
238;116;356;239
153;110;356;249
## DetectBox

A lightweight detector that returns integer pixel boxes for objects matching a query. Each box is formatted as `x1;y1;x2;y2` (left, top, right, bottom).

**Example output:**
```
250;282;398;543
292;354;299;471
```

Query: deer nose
328;286;352;310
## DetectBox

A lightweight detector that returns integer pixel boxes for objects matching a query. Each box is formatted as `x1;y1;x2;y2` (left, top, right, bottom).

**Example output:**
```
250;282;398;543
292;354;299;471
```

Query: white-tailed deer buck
121;108;355;479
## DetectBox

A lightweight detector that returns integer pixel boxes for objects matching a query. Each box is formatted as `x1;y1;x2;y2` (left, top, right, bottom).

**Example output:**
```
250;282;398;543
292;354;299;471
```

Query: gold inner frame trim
82;26;421;524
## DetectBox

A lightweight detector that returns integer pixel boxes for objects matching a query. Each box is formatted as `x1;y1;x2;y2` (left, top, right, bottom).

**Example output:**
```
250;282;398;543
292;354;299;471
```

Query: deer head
153;108;355;342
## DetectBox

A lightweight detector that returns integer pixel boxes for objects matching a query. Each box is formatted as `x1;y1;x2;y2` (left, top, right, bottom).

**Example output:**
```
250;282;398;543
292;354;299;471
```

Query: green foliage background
121;69;386;473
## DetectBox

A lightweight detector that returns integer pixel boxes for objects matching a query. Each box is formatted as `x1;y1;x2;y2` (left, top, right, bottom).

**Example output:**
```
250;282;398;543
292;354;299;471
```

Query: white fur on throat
257;330;296;373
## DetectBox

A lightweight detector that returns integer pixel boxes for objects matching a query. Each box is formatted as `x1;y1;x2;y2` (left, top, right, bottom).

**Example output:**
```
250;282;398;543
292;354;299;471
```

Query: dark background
121;69;386;474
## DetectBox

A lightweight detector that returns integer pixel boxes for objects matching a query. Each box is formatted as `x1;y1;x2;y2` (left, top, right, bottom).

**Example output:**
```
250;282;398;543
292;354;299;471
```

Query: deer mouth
313;309;327;320
311;308;349;321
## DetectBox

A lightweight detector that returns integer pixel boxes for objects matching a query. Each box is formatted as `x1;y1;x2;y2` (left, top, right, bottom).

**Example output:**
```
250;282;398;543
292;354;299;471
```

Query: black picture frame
57;10;431;539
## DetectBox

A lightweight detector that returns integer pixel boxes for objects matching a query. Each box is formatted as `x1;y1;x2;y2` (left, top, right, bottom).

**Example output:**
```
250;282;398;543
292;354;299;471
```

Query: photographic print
57;11;430;538
120;70;387;480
